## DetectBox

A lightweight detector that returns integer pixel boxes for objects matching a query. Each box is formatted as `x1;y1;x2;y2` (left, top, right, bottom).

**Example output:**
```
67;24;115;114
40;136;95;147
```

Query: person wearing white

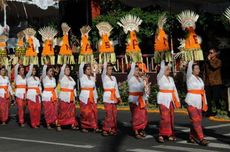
26;64;41;128
79;62;99;133
128;62;148;139
58;64;78;130
185;61;209;146
41;65;58;130
14;63;27;126
157;60;180;143
101;62;121;136
0;66;13;125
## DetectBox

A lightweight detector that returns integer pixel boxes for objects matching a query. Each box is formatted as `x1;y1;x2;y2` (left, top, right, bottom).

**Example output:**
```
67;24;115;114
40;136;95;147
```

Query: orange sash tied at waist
0;85;9;99
104;88;117;101
81;87;94;103
61;88;75;102
187;89;208;112
27;87;41;94
129;92;145;108
44;87;57;102
159;89;181;108
16;85;27;90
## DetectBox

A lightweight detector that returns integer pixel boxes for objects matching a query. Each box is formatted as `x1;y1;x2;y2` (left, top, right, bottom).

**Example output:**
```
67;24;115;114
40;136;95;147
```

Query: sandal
109;131;117;136
188;137;196;143
2;122;6;125
102;131;109;136
139;131;146;137
47;125;52;130
81;128;89;133
158;136;164;143
56;126;62;131
94;128;102;133
71;126;79;130
20;124;25;127
135;133;144;139
199;139;209;146
168;136;176;141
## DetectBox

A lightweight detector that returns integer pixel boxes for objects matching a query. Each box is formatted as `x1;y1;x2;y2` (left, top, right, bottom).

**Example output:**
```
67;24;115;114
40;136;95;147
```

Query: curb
208;116;230;122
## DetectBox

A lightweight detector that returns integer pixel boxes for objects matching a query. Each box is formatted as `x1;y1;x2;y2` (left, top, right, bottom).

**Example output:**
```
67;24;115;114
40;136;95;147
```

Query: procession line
0;136;95;148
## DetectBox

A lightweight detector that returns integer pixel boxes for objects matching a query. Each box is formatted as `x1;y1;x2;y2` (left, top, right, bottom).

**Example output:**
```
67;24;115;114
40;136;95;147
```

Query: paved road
0;107;229;152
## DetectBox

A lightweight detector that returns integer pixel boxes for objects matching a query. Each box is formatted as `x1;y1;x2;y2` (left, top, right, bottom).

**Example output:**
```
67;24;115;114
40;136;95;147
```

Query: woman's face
0;68;6;76
193;65;200;76
85;66;92;76
164;66;171;76
32;67;37;76
107;66;113;76
47;68;54;77
64;67;71;76
19;67;25;76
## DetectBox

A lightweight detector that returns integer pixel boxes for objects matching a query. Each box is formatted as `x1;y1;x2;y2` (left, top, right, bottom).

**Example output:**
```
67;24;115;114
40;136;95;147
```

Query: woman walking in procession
0;66;13;125
128;62;149;139
186;61;209;146
41;64;59;130
58;64;78;130
157;60;180;143
101;62;122;136
26;64;42;128
79;62;100;133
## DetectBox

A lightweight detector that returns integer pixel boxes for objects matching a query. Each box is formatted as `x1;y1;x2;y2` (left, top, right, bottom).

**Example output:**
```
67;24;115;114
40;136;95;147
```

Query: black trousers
206;85;222;111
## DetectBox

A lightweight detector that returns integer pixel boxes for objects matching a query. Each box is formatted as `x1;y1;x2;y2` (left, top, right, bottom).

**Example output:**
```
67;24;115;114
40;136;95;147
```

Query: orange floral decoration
17;39;24;47
185;27;201;50
154;28;169;52
126;31;141;53
0;42;6;47
59;34;72;55
80;34;93;55
99;34;114;53
42;40;54;56
25;37;37;57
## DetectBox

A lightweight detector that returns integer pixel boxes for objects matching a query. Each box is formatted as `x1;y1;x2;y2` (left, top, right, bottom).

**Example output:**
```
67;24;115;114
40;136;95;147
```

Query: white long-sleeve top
127;62;147;106
157;61;180;109
185;61;207;110
101;63;120;103
14;64;27;99
0;75;13;98
26;64;42;102
41;65;57;102
58;64;77;103
79;63;98;104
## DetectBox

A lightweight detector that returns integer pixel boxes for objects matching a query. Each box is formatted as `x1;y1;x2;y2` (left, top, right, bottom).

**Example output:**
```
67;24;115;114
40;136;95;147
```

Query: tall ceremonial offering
78;25;94;64
176;10;204;62
0;34;8;65
96;22;116;64
154;13;171;63
117;14;143;63
23;28;40;66
39;26;57;65
58;23;75;65
12;31;26;65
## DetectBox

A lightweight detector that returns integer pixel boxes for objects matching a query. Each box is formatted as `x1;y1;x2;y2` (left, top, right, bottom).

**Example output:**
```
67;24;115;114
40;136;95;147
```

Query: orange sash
44;87;57;102
129;92;145;108
104;88;117;101
27;87;40;94
16;85;27;89
60;35;72;55
61;88;75;102
0;85;9;99
81;87;94;103
159;89;181;108
188;89;208;111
